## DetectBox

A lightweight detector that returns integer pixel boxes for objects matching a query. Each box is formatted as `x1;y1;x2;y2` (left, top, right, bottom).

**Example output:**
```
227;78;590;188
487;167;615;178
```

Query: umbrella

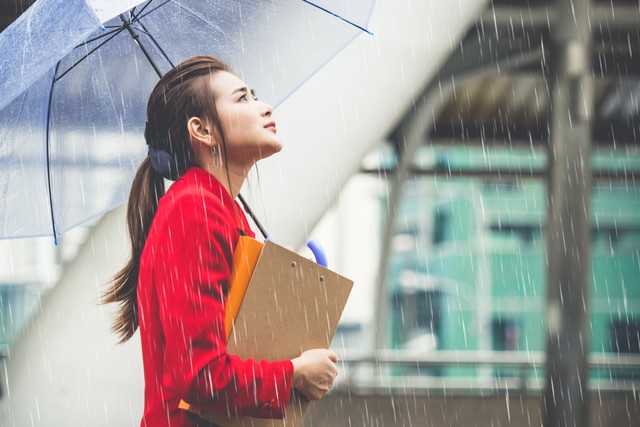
0;0;374;242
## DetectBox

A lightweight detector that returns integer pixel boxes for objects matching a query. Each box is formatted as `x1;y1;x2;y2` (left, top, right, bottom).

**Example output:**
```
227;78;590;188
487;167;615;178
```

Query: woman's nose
260;101;273;117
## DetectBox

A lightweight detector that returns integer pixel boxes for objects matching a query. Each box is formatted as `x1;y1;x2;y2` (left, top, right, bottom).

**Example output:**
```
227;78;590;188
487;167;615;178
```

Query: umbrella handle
306;239;328;268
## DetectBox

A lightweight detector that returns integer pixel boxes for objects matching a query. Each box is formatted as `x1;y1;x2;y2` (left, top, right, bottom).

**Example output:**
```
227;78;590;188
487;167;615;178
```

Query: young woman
102;55;338;426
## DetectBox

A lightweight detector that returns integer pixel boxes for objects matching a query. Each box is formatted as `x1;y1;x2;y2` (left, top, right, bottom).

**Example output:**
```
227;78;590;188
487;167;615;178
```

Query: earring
211;145;221;168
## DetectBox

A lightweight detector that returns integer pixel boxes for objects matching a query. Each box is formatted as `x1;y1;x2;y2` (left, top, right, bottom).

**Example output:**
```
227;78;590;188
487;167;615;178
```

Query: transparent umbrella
0;0;374;242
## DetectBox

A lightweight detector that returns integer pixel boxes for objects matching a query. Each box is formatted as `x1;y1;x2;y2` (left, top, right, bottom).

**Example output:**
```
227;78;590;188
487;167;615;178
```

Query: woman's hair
102;55;231;343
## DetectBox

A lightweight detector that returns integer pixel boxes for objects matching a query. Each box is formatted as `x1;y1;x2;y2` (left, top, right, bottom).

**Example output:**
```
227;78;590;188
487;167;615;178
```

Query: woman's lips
264;121;277;132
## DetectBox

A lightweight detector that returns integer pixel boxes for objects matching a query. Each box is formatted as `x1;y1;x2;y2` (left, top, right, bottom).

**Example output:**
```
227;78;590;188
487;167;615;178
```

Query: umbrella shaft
120;15;163;78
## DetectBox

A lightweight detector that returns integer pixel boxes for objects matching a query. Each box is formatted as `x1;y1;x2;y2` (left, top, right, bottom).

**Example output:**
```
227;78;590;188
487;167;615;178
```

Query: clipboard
179;236;354;426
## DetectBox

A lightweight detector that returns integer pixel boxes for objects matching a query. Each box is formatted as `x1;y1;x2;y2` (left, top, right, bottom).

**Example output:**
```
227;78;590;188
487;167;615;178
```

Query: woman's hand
290;349;338;401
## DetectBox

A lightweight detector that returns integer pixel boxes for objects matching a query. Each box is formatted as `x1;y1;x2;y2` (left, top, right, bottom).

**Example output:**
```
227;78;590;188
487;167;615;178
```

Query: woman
102;56;338;426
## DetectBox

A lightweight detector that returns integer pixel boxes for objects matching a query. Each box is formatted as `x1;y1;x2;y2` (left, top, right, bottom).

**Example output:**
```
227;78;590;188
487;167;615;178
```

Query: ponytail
102;156;165;343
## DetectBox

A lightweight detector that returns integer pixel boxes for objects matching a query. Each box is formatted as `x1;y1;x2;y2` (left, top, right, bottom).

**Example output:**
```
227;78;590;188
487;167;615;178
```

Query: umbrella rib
56;28;127;82
301;1;373;35
134;0;172;22
134;21;175;69
45;64;61;245
79;27;123;48
131;0;163;21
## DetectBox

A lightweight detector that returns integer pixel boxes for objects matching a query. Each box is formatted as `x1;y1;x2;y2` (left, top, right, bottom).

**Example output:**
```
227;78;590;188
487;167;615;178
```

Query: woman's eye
239;92;257;102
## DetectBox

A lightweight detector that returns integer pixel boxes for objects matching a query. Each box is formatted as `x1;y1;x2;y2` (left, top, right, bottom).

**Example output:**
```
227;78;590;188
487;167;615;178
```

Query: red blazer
137;167;293;427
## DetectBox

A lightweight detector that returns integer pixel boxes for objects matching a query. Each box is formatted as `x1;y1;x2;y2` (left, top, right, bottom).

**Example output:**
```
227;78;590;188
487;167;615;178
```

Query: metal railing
336;350;640;394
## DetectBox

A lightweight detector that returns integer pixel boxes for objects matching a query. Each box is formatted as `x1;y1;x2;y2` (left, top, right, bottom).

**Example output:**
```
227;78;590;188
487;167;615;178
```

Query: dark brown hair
102;55;231;343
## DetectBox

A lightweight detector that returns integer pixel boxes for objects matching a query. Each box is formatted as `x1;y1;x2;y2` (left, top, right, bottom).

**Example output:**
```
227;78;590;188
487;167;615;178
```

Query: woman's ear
187;117;214;149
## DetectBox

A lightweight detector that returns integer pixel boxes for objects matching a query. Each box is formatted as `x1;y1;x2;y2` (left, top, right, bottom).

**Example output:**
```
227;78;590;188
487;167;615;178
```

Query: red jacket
138;167;293;426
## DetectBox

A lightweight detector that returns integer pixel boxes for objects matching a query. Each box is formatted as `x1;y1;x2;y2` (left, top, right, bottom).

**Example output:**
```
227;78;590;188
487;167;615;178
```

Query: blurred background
0;0;639;426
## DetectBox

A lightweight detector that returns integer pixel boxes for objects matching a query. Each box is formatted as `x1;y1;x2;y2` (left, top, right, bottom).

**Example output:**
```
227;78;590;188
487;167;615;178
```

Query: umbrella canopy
0;0;374;241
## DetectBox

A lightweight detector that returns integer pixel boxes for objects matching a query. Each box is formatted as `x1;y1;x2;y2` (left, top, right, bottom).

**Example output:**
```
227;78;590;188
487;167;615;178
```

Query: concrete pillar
543;0;593;426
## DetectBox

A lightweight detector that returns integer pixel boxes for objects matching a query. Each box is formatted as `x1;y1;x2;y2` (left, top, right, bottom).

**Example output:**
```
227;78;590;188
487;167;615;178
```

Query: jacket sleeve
154;193;294;419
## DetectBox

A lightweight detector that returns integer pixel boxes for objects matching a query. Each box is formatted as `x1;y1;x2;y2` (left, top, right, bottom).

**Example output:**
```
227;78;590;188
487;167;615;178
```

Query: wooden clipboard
179;237;354;426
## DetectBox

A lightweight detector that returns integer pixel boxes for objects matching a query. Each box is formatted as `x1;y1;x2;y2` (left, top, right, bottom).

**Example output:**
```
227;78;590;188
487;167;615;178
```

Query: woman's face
210;71;282;168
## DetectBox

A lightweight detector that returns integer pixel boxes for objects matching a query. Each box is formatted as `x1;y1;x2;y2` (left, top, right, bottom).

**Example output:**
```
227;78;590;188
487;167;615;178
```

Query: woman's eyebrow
232;86;248;95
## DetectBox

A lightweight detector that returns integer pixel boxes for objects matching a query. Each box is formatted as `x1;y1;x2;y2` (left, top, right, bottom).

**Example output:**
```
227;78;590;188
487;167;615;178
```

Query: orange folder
179;236;264;418
179;237;353;427
224;236;265;340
